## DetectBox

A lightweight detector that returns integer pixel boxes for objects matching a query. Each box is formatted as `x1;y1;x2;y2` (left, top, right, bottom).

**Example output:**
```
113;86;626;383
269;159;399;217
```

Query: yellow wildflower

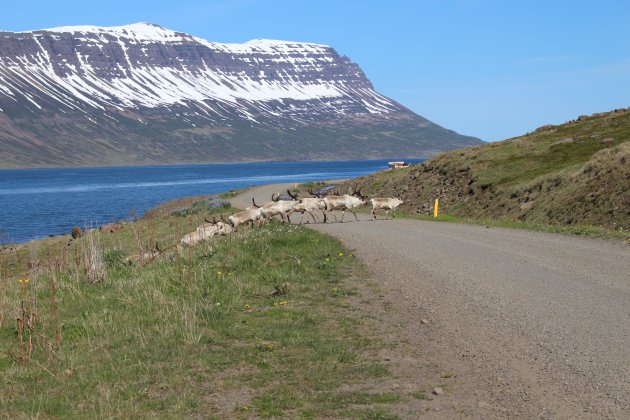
25;279;29;284
338;252;344;257
19;279;23;283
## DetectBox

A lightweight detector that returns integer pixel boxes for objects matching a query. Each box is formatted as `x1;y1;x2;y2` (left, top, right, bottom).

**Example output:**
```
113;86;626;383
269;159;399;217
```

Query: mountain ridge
0;23;481;168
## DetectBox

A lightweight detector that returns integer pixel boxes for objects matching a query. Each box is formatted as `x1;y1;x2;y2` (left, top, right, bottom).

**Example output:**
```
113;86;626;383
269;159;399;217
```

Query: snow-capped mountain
0;23;480;168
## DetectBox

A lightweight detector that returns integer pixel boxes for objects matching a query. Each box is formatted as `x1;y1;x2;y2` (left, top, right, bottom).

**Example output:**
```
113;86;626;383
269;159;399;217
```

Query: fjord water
0;159;422;244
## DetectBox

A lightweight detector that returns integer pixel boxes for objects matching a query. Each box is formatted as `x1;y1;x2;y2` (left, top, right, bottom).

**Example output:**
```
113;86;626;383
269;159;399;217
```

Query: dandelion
19;279;23;283
338;252;344;257
24;279;29;284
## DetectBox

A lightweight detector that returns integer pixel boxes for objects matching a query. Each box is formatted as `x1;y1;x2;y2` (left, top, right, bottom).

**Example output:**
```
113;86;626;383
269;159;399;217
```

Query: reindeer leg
371;208;376;221
329;209;339;222
352;209;360;222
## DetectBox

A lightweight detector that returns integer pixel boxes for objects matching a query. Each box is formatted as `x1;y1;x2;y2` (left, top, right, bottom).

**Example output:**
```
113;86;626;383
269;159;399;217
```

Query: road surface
231;183;630;418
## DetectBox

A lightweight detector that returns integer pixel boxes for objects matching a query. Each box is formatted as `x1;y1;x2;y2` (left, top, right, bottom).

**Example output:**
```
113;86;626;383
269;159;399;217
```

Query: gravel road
232;183;630;418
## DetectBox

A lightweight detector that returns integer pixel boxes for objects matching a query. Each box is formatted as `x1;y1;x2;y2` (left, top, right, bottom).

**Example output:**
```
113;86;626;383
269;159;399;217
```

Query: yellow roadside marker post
434;198;439;218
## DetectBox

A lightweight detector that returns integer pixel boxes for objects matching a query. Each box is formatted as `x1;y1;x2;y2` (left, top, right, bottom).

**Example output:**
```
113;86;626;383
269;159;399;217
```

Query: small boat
388;161;410;169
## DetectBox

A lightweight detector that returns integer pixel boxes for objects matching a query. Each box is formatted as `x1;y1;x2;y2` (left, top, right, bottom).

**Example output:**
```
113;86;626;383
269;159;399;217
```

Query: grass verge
354;206;629;241
395;212;629;240
0;213;401;418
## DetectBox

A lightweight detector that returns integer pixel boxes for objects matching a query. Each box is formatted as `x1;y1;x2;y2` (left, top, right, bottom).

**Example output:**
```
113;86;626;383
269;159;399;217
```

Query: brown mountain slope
0;24;480;168
346;107;630;231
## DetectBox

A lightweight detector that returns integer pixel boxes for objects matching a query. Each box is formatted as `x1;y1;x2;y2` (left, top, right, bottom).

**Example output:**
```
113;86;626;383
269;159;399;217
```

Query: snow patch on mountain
0;23;400;121
30;22;189;43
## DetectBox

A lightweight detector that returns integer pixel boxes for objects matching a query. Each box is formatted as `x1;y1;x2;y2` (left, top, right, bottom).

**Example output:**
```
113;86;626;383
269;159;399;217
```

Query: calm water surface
0;159;423;243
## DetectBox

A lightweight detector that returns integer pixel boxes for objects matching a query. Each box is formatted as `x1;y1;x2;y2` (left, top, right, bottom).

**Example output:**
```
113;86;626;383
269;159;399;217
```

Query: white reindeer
323;188;367;222
181;216;233;245
370;198;403;220
251;192;301;224
228;207;264;231
286;190;327;224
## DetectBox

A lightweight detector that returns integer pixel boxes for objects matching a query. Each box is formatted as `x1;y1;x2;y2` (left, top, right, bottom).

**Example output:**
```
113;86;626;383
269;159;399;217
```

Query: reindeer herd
180;187;404;246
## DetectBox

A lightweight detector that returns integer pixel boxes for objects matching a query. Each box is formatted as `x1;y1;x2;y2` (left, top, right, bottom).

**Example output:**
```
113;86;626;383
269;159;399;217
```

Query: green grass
352;203;628;240
218;186;250;199
299;181;326;189
472;112;630;187
386;210;629;240
0;214;399;418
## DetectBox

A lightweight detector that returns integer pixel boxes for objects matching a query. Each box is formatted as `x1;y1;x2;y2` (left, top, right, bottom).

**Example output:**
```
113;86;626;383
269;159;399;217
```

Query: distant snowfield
1;23;397;118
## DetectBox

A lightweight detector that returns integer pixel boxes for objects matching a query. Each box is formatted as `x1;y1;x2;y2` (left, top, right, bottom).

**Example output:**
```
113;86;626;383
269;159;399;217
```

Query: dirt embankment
345;108;630;231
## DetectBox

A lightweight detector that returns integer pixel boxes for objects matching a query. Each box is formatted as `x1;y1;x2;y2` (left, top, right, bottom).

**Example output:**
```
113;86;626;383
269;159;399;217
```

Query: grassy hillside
347;107;630;231
0;204;411;418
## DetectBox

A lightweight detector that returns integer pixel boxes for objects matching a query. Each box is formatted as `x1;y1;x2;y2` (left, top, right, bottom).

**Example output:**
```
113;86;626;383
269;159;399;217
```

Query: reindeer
227;207;264;231
125;242;163;264
322;188;367;222
287;190;327;224
251;192;301;224
369;198;403;220
180;216;233;245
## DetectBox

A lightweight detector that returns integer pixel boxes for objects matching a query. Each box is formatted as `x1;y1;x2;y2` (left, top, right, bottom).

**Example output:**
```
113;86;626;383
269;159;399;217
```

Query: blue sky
2;0;629;141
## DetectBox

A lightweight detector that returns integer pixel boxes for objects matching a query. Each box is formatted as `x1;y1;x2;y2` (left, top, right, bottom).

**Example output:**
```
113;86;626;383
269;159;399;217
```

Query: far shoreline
0;156;427;171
